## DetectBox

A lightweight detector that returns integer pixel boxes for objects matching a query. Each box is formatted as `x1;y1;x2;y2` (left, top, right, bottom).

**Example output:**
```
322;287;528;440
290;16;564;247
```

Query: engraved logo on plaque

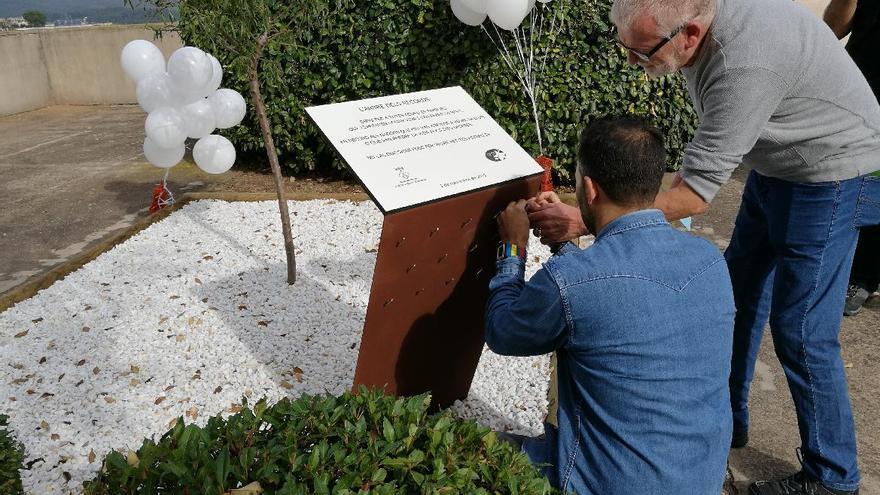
485;149;507;162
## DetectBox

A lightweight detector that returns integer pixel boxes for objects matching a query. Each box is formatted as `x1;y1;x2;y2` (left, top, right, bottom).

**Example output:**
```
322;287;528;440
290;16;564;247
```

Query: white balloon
172;53;223;104
459;0;488;15
120;40;166;83
167;46;214;95
487;0;531;30
181;99;216;139
135;72;178;113
172;87;207;106
145;107;187;149
143;137;185;169
206;55;223;95
209;88;247;129
193;135;236;174
451;0;487;26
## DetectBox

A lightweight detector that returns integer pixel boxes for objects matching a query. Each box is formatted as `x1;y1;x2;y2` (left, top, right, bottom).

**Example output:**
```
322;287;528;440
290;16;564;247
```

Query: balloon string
160;169;175;209
478;1;569;155
484;19;544;153
513;27;543;153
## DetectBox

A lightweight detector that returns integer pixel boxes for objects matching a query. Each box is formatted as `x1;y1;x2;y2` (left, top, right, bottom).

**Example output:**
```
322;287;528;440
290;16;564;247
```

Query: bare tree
126;0;338;284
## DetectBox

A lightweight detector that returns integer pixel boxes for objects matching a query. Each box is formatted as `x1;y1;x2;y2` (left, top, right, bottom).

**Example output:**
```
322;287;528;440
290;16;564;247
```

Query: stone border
0;192;369;313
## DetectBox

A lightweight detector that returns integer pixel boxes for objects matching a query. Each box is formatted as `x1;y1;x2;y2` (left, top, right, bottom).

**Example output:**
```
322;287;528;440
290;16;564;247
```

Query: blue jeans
727;171;880;491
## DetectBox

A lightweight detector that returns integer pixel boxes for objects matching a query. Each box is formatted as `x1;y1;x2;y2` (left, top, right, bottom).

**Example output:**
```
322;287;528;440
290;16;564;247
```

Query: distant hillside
0;1;171;24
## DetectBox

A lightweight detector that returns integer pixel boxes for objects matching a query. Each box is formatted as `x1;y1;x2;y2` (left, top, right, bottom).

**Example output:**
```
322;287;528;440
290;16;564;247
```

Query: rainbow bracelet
496;241;527;261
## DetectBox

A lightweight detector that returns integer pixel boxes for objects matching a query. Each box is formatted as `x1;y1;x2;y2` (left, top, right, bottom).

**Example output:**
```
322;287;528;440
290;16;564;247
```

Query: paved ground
1;105;878;492
0;105;359;294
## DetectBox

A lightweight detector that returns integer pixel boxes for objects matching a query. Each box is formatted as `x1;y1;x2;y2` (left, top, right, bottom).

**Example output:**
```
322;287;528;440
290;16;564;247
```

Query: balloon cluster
449;0;562;154
450;0;552;30
121;40;246;174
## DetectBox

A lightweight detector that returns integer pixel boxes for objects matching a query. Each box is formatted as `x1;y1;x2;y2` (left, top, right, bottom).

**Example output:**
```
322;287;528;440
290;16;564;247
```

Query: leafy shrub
84;389;555;494
177;0;696;180
0;414;25;494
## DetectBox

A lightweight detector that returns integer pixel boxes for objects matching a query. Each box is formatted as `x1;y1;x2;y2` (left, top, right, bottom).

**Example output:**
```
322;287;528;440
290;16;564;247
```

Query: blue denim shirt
486;210;735;495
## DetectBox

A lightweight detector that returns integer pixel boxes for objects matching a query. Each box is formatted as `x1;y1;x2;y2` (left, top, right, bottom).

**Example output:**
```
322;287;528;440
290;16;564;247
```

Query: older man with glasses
528;0;880;494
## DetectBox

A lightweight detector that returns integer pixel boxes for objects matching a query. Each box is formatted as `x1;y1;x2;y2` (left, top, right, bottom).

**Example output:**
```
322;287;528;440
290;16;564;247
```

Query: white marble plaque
306;86;543;213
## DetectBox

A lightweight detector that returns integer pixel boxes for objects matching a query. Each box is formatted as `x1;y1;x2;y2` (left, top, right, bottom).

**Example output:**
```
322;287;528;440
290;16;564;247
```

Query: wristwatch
496;241;527;261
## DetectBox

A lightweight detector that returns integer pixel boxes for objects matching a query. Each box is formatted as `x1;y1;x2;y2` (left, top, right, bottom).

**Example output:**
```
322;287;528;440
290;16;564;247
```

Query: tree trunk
249;31;297;285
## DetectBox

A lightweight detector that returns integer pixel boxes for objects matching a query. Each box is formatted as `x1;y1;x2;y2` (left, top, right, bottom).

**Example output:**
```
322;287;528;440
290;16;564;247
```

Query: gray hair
610;0;716;36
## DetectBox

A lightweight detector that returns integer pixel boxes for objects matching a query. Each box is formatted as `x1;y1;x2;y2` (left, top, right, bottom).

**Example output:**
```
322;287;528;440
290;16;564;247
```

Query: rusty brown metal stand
353;174;543;409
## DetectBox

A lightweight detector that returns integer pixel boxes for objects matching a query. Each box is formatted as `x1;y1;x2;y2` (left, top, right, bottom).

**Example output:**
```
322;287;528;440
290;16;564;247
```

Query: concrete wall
0;31;52;116
0;25;182;116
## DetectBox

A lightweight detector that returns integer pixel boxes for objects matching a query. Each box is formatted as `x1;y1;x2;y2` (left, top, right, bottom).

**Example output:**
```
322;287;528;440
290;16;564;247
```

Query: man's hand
526;192;588;244
526;191;562;210
654;172;710;221
497;200;531;247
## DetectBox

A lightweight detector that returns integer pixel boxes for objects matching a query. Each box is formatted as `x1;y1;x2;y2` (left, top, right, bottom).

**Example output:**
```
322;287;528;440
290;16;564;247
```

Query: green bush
178;0;696;180
84;389;555;494
0;414;25;494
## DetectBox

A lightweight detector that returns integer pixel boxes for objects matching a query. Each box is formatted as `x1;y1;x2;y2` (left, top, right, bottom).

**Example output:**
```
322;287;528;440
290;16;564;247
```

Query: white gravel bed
1;199;556;494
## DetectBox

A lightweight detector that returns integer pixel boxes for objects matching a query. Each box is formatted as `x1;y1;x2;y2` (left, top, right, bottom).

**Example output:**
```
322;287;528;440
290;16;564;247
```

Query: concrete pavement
0;105;300;295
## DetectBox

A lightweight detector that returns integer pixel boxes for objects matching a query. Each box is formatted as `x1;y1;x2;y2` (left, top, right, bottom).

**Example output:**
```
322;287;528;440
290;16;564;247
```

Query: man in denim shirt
486;116;735;494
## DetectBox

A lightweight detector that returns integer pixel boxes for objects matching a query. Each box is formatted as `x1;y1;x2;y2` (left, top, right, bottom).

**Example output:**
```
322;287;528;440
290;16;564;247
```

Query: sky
0;1;158;23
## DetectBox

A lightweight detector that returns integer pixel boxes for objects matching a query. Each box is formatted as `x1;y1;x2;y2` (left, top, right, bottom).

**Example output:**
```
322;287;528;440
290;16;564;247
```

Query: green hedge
179;0;696;181
0;414;25;494
84;389;555;494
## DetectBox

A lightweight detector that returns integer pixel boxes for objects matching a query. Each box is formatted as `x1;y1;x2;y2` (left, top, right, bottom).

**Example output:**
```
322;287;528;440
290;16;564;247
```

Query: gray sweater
680;0;880;202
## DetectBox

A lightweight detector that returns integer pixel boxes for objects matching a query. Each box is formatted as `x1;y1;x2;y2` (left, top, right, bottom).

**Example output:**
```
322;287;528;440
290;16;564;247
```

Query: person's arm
824;0;857;39
660;67;790;215
653;171;709;221
485;201;569;356
485;260;569;356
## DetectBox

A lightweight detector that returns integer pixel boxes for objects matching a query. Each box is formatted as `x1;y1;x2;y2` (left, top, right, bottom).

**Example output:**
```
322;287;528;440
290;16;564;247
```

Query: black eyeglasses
616;24;685;62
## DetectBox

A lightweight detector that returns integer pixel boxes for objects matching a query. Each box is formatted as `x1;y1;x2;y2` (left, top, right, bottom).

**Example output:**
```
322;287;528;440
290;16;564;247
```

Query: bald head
611;0;716;36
